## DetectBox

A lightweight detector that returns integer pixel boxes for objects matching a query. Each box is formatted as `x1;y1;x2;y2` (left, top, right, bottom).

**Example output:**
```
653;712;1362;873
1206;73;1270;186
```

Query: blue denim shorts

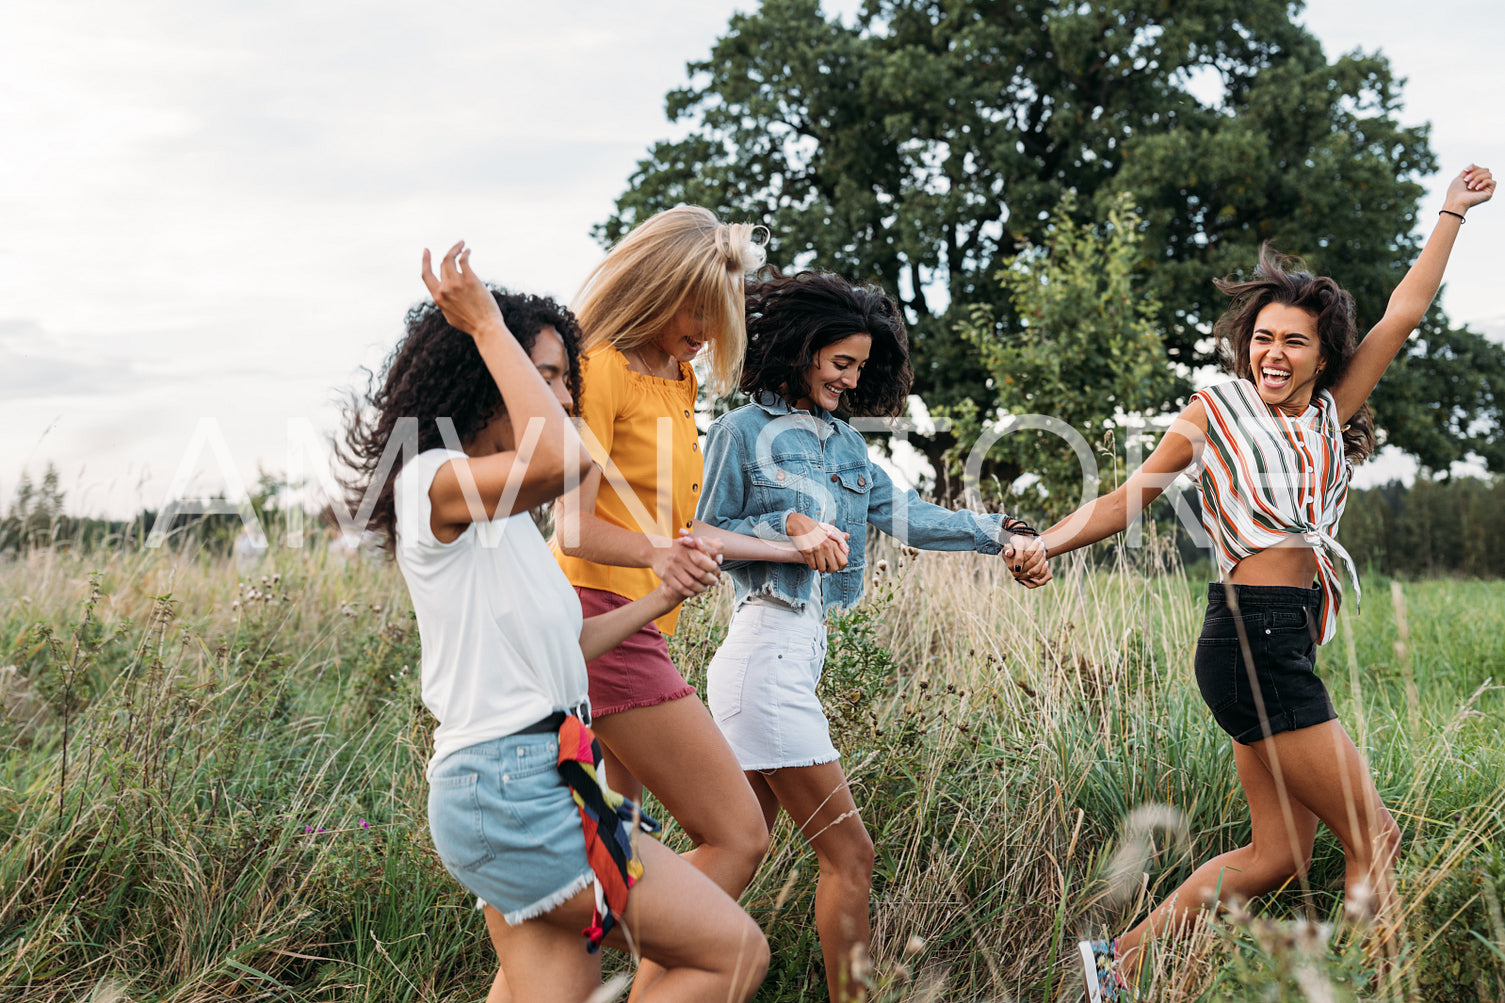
427;731;595;924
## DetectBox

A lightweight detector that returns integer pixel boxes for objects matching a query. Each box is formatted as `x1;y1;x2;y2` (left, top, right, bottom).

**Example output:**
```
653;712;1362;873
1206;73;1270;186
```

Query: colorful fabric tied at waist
1300;525;1361;645
555;714;661;952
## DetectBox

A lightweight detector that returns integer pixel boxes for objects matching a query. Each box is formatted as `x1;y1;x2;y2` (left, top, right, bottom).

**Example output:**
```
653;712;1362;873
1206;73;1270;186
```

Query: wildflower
359;818;370;829
1345;880;1375;922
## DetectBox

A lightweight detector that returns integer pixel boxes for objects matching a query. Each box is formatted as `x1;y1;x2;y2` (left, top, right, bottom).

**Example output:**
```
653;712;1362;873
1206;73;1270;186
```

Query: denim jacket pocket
830;465;872;555
750;452;836;523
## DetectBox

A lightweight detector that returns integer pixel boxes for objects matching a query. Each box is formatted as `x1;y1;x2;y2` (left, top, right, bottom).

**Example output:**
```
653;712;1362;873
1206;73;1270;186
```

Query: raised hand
1445;164;1495;214
420;241;506;339
785;512;850;573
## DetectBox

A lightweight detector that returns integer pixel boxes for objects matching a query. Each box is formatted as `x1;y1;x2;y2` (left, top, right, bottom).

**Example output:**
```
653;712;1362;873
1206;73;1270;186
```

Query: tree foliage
953;192;1172;516
602;0;1505;493
2;464;67;551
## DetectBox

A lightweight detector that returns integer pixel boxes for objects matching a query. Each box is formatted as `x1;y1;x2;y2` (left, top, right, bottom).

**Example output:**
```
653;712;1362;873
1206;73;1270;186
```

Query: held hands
1444;165;1495;216
785;512;851;573
652;530;722;600
1004;535;1051;588
1000;515;1051;588
420;241;506;339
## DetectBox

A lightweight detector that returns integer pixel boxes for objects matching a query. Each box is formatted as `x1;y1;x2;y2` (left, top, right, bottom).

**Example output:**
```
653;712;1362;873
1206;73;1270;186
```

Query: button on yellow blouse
552;345;702;634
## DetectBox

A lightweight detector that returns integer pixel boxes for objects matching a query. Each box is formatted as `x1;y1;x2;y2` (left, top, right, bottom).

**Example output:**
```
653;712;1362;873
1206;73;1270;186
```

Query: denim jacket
695;392;1006;616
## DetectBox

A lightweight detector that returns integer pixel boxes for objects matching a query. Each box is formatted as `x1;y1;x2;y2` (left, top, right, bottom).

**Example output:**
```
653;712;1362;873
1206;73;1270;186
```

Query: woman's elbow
570;447;594;485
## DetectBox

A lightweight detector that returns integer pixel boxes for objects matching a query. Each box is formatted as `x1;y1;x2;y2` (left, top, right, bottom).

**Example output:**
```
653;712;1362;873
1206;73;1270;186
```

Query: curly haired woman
697;270;1048;1002
1037;166;1495;1001
341;243;768;1002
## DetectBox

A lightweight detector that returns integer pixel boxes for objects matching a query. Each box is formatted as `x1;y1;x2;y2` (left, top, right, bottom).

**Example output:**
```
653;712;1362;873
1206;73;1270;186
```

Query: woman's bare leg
1245;720;1401;920
745;769;784;832
1117;719;1399;972
485;835;768;1002
591;695;770;895
591;695;770;1000
602;743;644;805
759;760;875;1003
1116;739;1319;968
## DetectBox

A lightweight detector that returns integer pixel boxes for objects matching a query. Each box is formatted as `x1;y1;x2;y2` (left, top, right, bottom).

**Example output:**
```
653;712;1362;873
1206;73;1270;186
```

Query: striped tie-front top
1190;378;1360;644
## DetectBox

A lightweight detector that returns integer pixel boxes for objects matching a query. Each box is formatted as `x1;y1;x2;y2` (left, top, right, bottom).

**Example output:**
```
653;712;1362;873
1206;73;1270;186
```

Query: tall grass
1;541;1502;1001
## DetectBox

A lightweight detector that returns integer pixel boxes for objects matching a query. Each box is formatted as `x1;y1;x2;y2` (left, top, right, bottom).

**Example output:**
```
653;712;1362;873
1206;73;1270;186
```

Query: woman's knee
730;914;772;987
1246;843;1312;890
816;819;875;885
692;806;771;872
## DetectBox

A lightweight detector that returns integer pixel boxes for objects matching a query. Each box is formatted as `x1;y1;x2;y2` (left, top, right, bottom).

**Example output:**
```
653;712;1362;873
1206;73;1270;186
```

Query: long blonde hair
574;205;767;395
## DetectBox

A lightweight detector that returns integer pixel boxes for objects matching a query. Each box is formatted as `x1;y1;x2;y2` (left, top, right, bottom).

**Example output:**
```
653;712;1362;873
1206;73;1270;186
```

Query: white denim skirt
707;593;838;771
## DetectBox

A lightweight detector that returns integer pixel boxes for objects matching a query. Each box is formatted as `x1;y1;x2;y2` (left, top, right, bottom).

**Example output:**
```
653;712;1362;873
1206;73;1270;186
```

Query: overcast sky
4;0;1502;520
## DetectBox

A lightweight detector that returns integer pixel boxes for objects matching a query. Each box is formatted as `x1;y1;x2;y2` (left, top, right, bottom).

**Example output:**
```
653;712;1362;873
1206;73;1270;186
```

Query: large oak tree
602;0;1505;493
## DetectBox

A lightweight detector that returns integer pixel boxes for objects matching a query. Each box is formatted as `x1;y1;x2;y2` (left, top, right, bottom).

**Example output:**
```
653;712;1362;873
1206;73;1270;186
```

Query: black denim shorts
1193;583;1336;745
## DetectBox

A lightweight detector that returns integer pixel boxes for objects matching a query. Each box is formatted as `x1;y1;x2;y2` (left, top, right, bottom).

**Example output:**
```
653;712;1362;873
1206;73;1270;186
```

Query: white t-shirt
393;449;589;776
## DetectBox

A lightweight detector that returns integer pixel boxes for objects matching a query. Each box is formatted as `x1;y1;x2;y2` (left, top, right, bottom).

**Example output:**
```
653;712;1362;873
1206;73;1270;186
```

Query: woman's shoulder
395;448;468;489
715;398;776;427
581;343;627;375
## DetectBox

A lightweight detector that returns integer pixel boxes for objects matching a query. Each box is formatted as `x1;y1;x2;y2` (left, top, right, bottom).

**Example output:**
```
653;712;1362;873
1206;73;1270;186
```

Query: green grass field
2;542;1501;1002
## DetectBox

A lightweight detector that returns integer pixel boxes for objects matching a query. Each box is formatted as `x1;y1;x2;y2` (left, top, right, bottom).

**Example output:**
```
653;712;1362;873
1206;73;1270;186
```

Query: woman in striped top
1033;164;1494;1000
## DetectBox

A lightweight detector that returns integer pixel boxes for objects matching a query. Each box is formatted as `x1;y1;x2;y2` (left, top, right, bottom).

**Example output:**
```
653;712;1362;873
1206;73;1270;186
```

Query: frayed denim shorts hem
427;731;596;925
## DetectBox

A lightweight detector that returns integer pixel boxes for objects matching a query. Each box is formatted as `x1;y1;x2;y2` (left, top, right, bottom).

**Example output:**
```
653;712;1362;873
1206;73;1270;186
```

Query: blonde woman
543;206;836;997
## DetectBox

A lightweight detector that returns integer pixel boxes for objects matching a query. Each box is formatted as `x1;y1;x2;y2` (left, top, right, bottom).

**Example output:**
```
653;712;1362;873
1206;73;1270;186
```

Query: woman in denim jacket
696;271;1048;1000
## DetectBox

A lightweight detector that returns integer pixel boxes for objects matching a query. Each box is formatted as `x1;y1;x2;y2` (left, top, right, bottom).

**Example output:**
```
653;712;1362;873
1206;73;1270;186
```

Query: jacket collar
752;390;833;422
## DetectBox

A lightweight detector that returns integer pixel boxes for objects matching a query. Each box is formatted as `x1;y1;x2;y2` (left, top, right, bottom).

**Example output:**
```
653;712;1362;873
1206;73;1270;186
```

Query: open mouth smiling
1260;367;1292;389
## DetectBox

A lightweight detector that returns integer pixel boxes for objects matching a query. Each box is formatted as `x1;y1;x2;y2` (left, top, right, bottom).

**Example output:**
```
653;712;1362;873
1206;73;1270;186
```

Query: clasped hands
651;531;724;601
1003;534;1050;588
785;512;851;573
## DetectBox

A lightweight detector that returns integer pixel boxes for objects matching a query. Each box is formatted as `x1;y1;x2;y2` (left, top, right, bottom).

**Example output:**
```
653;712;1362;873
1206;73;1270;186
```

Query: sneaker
1078;938;1129;1002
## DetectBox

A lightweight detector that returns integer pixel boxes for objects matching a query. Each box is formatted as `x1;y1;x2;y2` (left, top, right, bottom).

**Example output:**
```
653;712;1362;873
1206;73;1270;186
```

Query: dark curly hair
340;288;584;553
741;271;913;417
1213;243;1376;463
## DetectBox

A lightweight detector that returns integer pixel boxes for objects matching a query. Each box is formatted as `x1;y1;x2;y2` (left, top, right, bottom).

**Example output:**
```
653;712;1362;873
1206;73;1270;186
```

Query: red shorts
575;587;695;717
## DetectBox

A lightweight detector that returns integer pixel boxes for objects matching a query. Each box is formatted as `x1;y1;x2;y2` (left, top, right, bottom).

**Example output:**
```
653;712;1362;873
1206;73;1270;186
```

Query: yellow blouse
552;345;703;634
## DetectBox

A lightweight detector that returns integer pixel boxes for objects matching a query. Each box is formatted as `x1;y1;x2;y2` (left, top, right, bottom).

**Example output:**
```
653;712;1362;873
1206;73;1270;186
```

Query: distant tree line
8;461;1501;578
0;464;312;559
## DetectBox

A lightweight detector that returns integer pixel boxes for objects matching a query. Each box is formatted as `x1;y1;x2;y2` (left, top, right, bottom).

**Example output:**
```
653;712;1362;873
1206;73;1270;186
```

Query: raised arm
420;242;593;533
1330;165;1495;423
1039;401;1206;558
